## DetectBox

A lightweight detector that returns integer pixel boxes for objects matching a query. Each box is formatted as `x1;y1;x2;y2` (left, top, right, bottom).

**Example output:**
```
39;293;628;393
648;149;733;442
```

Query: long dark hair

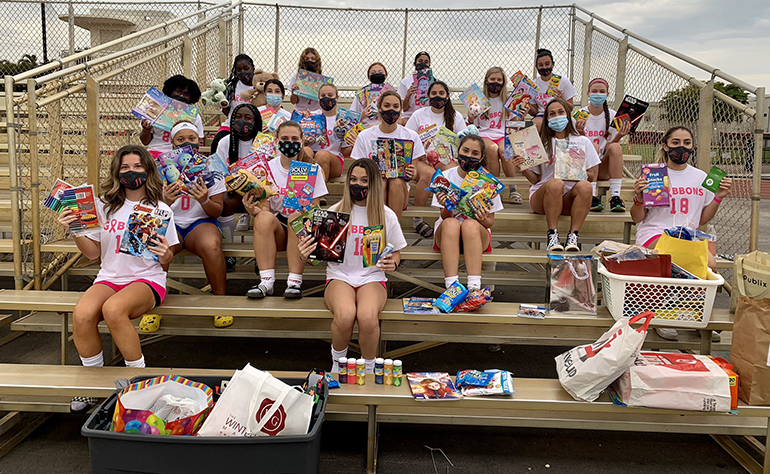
458;134;487;167
228;103;261;164
224;54;254;103
656;126;694;164
540;98;579;157
428;81;456;131
102;145;163;218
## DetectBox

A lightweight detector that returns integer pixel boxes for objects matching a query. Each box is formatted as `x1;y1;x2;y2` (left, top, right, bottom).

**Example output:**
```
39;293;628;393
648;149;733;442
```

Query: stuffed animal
240;69;280;108
458;125;480;140
201;78;228;107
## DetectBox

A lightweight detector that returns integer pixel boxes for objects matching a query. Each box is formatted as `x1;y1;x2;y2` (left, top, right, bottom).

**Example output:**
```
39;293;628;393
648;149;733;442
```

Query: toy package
309;209;350;263
362;225;384;267
459;83;492;117
436;281;469;313
289;207;320;266
119;205;172;261
642;163;670;208
403;297;440;314
44;178;74;212
228;151;277;192
293;69;334;101
132;87;199;132
334;108;361;141
572;109;590;121
426;169;467;212
546;74;562;97
344;123;365;147
453;287;493;312
407;372;462;400
426;127;459;167
371;139;413;179
60;185;101;236
504;125;548;170
455;369;514;397
258;106;274;133
612;95;649;133
268;108;292;133
291;110;328;147
553;138;587;181
455;168;504;218
356;83;393;120
249;132;276;159
412;68;434;106
281;161;319;213
702;165;727;193
505;70;538;118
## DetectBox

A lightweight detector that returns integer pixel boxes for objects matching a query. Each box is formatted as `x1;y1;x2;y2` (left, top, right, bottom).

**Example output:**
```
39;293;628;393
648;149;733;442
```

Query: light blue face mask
548;116;569;132
265;93;283;107
588;93;607;107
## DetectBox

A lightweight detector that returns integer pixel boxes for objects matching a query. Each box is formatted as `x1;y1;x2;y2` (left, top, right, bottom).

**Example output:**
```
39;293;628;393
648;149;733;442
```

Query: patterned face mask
278;140;302;158
667;145;694;165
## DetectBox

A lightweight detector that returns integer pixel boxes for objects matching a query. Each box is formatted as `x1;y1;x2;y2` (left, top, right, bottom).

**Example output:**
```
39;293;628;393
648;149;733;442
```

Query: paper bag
730;251;770;312
730;297;770;405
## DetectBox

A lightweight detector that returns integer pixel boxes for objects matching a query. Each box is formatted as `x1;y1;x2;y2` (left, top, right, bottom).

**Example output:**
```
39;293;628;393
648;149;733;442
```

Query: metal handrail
241;1;573;12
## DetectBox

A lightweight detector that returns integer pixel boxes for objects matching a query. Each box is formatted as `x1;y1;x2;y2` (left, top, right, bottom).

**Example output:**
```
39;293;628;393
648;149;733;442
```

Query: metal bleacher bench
0;364;768;474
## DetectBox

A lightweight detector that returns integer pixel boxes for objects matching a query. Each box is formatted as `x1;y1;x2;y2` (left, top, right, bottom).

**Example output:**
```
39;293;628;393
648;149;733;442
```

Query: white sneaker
235;214;250;232
655;327;679;341
564;231;580;252
546;230;563;252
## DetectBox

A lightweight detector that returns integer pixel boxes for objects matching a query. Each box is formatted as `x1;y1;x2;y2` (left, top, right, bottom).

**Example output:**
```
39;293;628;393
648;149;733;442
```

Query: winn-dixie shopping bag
730;297;770;405
614;352;731;412
548;254;597;314
730;251;770;312
197;364;313;437
111;375;213;435
555;311;653;402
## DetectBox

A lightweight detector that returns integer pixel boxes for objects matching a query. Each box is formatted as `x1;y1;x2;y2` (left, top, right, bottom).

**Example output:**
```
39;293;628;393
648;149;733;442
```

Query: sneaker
70;396;99;414
246;283;273;299
590;196;604;212
284;286;303;299
508;190;523;205
565;231;580;252
712;331;722;343
609;195;626;212
225;256;237;273
655;327;679;341
235;214;250;232
546;230;563;252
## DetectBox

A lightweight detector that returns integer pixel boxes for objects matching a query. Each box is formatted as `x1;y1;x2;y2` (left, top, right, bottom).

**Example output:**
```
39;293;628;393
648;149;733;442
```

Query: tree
659;81;749;125
0;54;40;91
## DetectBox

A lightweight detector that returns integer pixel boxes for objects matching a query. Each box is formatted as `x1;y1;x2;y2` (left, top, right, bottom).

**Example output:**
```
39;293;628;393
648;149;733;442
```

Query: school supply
309;209;350;263
118;206;171;261
412;68;434;106
362;225;383;267
356;82;394;120
268;108;292;133
371;139;414;179
436;281;469;313
393;360;403;387
548;254;597;314
459;83;492;117
425;169;468;212
60;185;101;236
402;297;440;314
504;125;548;169
407;373;462;400
343;123;365;147
505;70;538;118
293;69;334;101
612;95;649;133
546;74;562;97
518;304;547;319
291;111;328;147
288;207;321;266
702;165;727;193
281;161;319;213
455;168;504;218
44;179;74;212
455;370;514;397
553;138;588;181
426;127;459;166
132;87;200;133
333;108;361;141
572;109;590;121
642;163;670;207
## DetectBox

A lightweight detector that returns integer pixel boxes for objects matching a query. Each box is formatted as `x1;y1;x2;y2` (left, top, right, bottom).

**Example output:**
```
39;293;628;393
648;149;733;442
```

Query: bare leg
562;180;593;232
435;218;461;278
413;160;435;207
101;283;156;362
253;212;287;271
387;178;407;220
325;280;358;351
314;150;343;183
530;179;565;229
184;223;226;295
72;284;116;358
355;282;387;359
460;219;490;276
483;138;501;176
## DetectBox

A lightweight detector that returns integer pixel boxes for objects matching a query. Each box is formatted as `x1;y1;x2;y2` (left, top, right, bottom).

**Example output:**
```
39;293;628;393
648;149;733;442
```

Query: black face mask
369;73;386;85
232;119;255;136
350;184;369;202
319;97;337;111
415;63;429;71
487;82;503;94
304;61;316;72
237;71;253;85
429;96;448;109
175;141;200;153
667;146;694;165
119;170;148;190
458;154;482;173
278;140;302;159
171;94;190;104
380;109;400;125
538;67;553;77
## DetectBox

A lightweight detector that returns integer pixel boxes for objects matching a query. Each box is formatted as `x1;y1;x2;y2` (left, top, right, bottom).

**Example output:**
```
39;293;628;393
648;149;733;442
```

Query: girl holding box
289;47;324;113
397;51;432;124
313;83;350;183
350;62;390;128
530;49;576;132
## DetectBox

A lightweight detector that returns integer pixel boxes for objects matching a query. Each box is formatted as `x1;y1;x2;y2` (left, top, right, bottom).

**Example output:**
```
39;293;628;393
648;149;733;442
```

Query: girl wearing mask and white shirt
397;51;432;125
289;47;325;113
529;48;576;132
313;83;350;183
350;62;391;128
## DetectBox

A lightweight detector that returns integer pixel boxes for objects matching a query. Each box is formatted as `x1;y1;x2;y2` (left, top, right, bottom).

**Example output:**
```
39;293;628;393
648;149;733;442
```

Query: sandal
139;314;162;333
414;221;434;238
214;315;233;328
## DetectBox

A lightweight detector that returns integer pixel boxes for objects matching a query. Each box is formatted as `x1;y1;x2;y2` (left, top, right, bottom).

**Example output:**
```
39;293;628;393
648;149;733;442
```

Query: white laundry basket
598;263;724;329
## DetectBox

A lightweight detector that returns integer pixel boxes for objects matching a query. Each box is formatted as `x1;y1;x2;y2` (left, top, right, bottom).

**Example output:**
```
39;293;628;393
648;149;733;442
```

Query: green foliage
660;81;749;124
0;54;40;91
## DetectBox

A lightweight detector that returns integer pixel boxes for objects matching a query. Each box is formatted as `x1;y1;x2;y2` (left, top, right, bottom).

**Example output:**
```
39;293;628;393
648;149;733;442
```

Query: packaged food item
453;287;492;312
455;369;515;397
226;169;276;201
642;163;670;208
425;169;467;212
435;281;469;313
403;297;439;314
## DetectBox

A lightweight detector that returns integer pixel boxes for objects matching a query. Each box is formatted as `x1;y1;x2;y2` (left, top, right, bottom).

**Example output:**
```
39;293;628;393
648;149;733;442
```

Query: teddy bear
200;78;227;107
240;69;280;108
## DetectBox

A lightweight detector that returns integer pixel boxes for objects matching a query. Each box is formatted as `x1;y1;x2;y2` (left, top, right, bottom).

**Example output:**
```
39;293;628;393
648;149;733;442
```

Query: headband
171;121;198;137
414;51;430;63
588;78;609;89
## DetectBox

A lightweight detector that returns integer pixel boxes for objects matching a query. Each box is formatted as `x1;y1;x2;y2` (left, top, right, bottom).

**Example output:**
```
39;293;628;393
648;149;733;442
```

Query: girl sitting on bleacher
433;133;503;290
312;83;349;183
243;121;328;299
210;54;256;154
350;62;390;128
397;51;432;125
257;79;287;131
298;158;406;374
162;122;229;328
58;145;177;414
530;48;576;132
574;77;630;213
289;47;324;113
140;75;204;155
515;98;600;252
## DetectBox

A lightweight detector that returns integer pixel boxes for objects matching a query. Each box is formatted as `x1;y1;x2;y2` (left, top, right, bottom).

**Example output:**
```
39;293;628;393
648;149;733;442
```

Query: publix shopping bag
197;364;313;437
730;251;770;312
555;311;653;402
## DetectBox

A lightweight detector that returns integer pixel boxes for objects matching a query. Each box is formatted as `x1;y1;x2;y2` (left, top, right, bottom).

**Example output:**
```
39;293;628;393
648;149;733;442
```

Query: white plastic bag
555;311;653;402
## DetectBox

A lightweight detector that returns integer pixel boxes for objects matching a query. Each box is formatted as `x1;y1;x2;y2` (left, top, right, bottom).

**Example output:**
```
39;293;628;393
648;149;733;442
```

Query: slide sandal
139;314;162;333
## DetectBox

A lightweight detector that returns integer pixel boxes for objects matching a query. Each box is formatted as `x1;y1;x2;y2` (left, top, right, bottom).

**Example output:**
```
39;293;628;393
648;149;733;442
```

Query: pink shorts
326;279;387;291
488;136;505;145
643;234;662;248
95;279;166;307
433;227;493;253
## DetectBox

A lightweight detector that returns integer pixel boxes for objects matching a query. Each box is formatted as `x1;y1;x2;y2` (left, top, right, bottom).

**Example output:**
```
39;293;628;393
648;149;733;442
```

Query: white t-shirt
311;114;350;158
397;75;428;119
146;114;204;154
267;156;329;216
531;74;577;116
87;199;179;288
171;176;226;229
405;107;467;136
431;165;504;230
579;106;617;156
289;72;320;113
223;80;254;128
473;96;506;141
350;124;426;162
528;135;601;197
635;165;715;246
325;204;407;286
216;135;255;164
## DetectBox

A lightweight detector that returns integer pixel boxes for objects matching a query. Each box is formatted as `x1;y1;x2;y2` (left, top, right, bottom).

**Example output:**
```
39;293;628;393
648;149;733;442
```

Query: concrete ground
3;200;770;473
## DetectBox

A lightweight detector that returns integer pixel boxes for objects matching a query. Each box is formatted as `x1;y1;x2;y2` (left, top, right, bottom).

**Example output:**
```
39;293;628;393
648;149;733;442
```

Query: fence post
26;79;41;290
533;7;542;79
401;8;409;79
581;19;593;99
86;74;100;192
4;77;23;290
750;86;766;252
696;79;715;173
568;6;576;82
183;36;192;77
614;36;628;109
273;4;280;74
219;18;228;78
68;0;75;56
238;3;244;55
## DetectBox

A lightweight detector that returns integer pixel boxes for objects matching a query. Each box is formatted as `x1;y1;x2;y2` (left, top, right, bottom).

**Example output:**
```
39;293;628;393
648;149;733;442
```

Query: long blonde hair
102;145;163;218
656;126;693;164
331;158;386;244
298;47;322;74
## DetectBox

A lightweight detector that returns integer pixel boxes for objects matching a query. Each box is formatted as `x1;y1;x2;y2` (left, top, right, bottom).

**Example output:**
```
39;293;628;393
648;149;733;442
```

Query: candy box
436;281;469;313
425;169;467;212
642;163;670;208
